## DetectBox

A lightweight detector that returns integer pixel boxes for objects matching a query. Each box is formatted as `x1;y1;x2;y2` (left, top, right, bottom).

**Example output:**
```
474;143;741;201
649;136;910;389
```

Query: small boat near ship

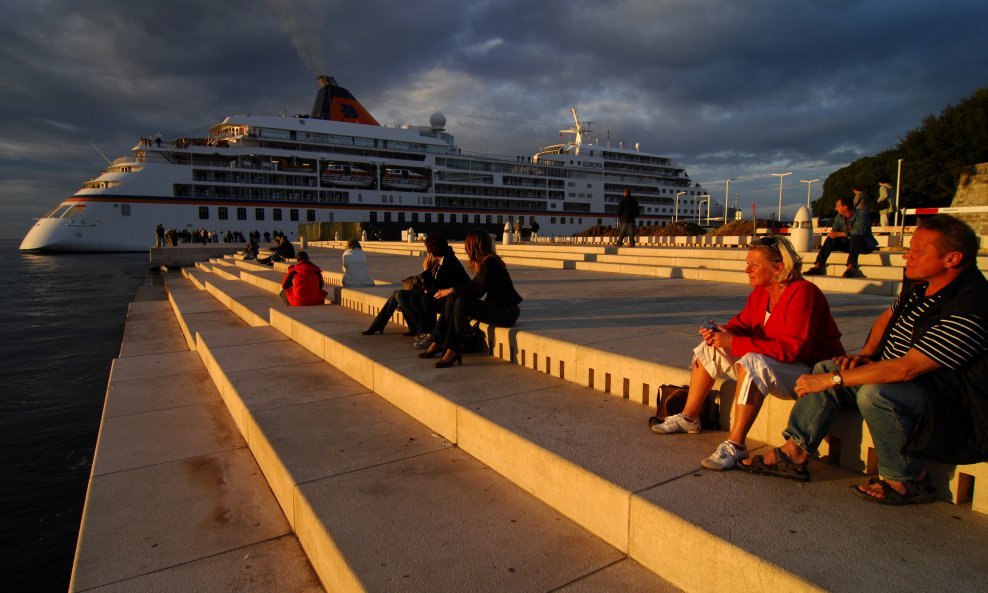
20;75;712;252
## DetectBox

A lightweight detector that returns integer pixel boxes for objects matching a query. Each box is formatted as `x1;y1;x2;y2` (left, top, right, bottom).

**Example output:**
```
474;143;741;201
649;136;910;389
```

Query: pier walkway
74;242;988;592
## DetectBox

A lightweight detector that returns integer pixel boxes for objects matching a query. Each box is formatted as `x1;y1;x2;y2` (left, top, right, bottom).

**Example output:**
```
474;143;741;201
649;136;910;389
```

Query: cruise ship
20;75;713;251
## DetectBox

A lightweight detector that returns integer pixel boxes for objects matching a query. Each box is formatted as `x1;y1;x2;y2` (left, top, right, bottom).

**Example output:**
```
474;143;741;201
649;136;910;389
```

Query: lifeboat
382;168;430;191
321;163;374;188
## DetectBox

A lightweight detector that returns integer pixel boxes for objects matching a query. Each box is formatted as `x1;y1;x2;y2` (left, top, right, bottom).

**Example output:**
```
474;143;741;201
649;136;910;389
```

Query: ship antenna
89;141;113;166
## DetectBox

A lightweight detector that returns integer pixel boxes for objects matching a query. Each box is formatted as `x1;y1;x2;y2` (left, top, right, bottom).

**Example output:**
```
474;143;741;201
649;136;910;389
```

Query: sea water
0;240;150;590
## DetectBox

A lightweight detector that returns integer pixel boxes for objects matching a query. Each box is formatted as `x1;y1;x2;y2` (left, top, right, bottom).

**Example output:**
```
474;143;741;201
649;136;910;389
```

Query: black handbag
461;322;488;354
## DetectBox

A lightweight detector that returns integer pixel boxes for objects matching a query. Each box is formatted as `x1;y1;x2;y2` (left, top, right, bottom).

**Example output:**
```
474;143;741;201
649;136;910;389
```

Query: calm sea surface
0;239;150;591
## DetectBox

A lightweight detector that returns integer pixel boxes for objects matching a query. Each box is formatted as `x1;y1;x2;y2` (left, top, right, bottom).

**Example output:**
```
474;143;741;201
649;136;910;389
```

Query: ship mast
559;107;592;148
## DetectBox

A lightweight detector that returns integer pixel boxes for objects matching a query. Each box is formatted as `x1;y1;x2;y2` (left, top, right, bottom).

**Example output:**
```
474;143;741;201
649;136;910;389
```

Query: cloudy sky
2;0;986;239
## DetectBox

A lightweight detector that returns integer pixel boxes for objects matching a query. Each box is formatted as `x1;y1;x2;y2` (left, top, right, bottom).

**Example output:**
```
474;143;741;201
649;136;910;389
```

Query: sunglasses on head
751;236;779;248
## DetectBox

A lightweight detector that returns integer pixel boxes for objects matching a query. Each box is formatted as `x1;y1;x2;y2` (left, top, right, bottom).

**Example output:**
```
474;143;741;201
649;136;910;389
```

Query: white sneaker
650;413;701;434
701;440;748;470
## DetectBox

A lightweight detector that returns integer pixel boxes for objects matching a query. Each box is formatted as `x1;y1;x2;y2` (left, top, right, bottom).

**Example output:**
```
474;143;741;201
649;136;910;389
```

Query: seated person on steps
279;251;327;306
740;215;988;504
259;235;295;266
362;233;469;338
652;235;845;471
341;239;374;287
804;194;878;278
421;229;523;368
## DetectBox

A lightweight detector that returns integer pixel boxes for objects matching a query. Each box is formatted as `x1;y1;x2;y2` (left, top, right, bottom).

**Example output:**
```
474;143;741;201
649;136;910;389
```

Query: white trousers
692;342;810;405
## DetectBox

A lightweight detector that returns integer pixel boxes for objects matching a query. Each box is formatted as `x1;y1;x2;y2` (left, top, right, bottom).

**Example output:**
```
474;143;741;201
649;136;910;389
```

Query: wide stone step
171;275;678;593
172;268;988;593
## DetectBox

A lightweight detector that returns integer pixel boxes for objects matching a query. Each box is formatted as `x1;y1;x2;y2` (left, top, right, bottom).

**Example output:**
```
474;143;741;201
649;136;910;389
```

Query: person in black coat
615;188;640;247
363;234;469;336
421;229;523;368
259;235;296;265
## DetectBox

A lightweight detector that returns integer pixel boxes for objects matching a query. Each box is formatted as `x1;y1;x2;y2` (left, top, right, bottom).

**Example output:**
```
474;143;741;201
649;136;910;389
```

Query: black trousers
431;295;519;352
369;289;434;334
815;235;873;267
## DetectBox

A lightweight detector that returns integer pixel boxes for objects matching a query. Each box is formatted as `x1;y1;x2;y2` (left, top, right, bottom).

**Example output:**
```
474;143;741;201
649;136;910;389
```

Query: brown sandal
738;447;811;482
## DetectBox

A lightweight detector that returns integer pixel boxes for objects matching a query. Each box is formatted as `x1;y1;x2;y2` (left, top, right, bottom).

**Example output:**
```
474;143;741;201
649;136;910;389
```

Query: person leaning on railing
420;228;523;368
651;235;845;472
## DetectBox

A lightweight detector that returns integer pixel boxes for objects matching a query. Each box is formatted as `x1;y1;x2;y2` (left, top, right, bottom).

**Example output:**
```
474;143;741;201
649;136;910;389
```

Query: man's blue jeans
783;359;928;481
616;222;636;246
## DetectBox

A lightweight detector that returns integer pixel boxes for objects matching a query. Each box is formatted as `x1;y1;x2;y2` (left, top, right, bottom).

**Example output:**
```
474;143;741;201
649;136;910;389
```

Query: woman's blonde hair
463;228;498;271
749;235;802;284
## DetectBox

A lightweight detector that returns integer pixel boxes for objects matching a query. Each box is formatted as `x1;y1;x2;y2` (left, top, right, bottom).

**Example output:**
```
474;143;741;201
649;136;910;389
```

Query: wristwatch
831;369;844;387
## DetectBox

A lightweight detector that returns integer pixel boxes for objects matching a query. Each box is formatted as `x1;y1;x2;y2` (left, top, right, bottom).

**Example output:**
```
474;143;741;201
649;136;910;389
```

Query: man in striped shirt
740;215;988;504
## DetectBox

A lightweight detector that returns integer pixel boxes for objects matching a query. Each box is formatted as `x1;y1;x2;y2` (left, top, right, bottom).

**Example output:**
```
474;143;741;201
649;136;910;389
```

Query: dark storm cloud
2;0;986;238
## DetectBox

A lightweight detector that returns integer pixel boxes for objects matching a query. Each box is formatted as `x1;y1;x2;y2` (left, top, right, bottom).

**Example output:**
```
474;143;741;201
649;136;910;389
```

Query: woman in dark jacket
362;234;469;336
421;229;522;368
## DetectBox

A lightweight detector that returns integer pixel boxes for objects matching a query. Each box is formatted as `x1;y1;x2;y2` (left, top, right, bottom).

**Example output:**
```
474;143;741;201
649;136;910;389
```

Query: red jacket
723;278;844;364
281;260;327;306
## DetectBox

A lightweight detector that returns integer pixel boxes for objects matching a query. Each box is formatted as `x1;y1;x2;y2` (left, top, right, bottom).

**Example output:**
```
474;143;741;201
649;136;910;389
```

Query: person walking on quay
741;215;988;503
280;251;327;306
877;179;895;227
155;224;164;248
615;188;640;247
803;195;878;278
651;235;844;471
530;219;540;240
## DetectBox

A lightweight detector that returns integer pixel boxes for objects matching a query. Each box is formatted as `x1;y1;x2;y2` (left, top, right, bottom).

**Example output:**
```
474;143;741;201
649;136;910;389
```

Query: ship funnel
310;75;380;126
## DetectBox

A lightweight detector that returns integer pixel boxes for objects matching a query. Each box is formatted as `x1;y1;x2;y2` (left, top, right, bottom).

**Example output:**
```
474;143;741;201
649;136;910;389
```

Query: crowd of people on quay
154;224;294;248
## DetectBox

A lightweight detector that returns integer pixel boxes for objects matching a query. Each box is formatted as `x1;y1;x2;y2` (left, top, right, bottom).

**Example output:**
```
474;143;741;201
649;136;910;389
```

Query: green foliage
816;88;988;216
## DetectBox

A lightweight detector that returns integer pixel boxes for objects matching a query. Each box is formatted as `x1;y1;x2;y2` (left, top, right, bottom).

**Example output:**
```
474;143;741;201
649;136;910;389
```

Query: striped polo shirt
883;285;988;368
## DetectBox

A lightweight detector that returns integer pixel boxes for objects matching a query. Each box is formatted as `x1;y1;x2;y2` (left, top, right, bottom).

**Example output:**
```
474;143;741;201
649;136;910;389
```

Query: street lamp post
800;178;819;210
675;191;686;223
724;178;736;226
771;171;792;226
697;198;709;225
895;159;904;227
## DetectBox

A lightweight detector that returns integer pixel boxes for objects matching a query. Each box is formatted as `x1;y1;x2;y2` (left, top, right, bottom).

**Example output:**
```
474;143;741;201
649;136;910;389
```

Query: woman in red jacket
280;251;327;306
652;236;844;472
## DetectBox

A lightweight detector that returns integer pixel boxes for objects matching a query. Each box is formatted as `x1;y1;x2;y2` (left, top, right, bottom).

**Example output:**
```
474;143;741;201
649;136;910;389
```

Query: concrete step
171;276;679;593
171;270;988;593
70;296;324;592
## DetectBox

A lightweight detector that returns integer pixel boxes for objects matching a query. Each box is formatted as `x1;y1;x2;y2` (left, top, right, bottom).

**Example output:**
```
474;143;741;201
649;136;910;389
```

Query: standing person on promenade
741;215;988;503
615;188;640;247
280;251;327;306
852;186;869;210
877;179;895;227
155;224;165;248
651;235;844;470
514;219;522;243
420;229;523;368
342;239;374;287
803;195;878;278
530;219;540;240
362;234;469;337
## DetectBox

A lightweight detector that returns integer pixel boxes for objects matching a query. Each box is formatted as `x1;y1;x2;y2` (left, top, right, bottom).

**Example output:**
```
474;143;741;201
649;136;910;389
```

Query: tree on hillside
815;88;988;216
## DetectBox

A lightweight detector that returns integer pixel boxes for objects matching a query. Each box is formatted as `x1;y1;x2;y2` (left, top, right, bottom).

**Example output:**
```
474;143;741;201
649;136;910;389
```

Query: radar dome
430;112;446;131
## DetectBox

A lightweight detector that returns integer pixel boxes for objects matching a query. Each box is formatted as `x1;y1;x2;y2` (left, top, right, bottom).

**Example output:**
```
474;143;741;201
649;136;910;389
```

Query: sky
2;0;987;239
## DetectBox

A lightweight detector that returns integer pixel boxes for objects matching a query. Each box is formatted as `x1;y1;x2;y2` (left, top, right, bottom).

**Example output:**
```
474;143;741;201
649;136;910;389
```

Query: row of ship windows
196;206;318;222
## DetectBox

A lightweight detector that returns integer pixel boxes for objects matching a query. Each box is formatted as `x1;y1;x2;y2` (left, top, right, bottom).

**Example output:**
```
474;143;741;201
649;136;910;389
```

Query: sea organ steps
167;257;988;593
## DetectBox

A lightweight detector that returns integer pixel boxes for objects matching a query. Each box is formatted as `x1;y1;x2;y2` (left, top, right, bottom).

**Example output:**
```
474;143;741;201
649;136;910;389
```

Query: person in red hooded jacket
280;251;327;306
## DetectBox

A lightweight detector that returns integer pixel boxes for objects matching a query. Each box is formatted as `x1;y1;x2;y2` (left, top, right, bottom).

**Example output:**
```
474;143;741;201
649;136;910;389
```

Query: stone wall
951;162;988;236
